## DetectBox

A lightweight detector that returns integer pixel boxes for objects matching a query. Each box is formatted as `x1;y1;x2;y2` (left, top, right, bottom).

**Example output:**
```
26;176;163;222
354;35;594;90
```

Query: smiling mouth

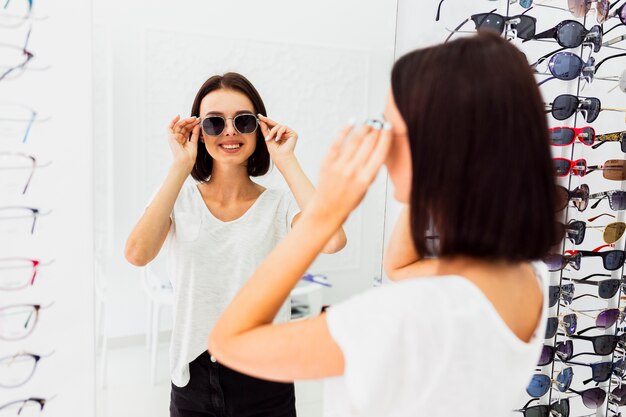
219;143;243;150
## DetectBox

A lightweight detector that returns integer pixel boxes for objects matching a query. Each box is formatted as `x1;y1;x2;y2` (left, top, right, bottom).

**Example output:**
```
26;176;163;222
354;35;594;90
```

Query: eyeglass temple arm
537;76;556;86
444;17;470;43
595;52;626;73
604;33;626;45
588;212;617;222
532;26;556;41
435;0;445;21
573;293;601;301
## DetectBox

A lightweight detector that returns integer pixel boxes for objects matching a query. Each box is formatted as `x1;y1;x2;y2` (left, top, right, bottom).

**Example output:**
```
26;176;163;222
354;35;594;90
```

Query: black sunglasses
530;20;603;52
199;113;259;136
444;10;536;43
545;314;577;338
563;333;626;355
565;273;623;299
538;341;574;366
515;398;569;417
546;94;601;123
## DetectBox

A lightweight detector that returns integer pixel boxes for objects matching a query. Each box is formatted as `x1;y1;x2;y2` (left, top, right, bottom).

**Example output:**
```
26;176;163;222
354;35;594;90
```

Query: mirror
92;1;398;416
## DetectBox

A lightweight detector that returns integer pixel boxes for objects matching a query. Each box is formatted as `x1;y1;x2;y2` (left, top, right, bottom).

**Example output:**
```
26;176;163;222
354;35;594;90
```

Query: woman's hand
258;114;298;163
168;115;200;172
309;122;393;226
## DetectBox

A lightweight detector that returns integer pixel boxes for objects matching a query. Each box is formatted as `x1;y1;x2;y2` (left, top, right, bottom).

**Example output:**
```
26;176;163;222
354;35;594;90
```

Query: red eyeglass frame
549;126;596;146
553;158;588;177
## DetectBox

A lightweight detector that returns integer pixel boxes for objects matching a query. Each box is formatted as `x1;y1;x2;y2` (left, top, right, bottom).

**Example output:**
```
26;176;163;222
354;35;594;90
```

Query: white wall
93;0;398;339
0;1;94;416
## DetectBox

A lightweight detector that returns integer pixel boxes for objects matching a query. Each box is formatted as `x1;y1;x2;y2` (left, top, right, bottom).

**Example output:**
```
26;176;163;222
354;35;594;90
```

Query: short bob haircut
391;33;559;262
190;72;270;182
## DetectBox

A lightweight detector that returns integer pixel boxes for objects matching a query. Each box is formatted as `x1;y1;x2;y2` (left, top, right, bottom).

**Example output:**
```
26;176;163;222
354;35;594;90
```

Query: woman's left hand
258;114;298;162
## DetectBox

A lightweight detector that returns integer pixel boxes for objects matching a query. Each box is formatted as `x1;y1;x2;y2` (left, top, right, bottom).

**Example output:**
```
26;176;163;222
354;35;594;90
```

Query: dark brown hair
190;72;270;182
391;33;559;262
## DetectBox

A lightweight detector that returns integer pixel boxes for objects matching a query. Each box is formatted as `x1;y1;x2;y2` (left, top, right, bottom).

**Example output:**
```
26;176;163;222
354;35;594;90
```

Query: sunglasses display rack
0;1;94;417
525;1;626;417
432;0;626;416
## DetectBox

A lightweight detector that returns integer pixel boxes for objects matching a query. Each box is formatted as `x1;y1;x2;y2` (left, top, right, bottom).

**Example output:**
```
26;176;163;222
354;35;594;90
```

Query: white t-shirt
156;182;300;387
323;263;548;417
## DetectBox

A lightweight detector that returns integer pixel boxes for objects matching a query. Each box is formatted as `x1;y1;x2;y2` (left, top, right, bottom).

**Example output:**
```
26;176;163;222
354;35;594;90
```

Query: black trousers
170;351;297;417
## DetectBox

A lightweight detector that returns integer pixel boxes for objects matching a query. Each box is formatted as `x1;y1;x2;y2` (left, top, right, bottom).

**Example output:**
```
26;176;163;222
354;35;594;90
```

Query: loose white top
154;182;300;387
323;263;548;417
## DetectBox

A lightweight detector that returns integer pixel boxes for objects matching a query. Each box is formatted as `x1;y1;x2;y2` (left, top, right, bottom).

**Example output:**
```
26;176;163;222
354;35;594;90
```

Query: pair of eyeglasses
0;27;34;82
560;332;626;355
0;258;53;291
0;303;52;341
435;0;533;22
563;216;626;245
0;396;55;417
0;206;51;234
549;283;575;306
569;303;626;330
0;103;47;144
546;314;578;338
535;51;626;85
549;126;595;146
0;152;50;194
538;341;574;366
566;244;626;271
564;273;624;299
529;20;603;51
556;184;590;211
553;157;587;177
198;113;259;136
544;252;582;271
564;358;625;384
592;130;626;152
443;10;537;43
590;190;626;211
527;367;574;397
515;398;570;417
0;351;53;388
0;0;46;29
546;94;626;123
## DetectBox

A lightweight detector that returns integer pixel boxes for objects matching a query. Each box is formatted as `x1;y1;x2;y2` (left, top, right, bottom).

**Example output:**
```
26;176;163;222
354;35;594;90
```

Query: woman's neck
202;162;261;203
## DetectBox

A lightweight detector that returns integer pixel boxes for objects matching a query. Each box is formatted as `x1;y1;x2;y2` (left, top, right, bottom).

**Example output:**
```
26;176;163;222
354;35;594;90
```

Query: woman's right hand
168;115;201;172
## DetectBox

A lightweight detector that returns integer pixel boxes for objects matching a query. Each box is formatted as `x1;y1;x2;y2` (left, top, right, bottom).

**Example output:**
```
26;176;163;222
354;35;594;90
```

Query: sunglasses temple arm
435;0;445;21
604;33;626;46
592;140;608;150
444;18;469;43
595;52;626;73
537;76;556;86
533;26;556;41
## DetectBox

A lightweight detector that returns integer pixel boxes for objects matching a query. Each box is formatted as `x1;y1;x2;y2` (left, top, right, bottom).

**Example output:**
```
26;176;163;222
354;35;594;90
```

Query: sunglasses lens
472;13;505;34
595;335;617;355
234;114;258;134
544;254;566;272
604;222;626;244
599;280;620;298
517;15;536;39
574;184;590;211
556;340;573;361
550;53;582;80
613;385;626;406
556;367;573;392
588;26;603;53
567;221;586;245
552;399;570;417
580;127;595;145
552;95;578;120
202;117;225;136
609;192;626;210
553;159;572;176
558;21;585;48
538;345;555;366
603;251;625;270
592;362;612;382
581;388;606;409
582;98;601;123
545;317;558;339
621;5;626;25
527;374;551;397
563;313;577;334
601;160;626;181
568;0;590;17
555;186;570;211
549;285;560;307
550;128;575;146
597;0;610;23
597;309;620;328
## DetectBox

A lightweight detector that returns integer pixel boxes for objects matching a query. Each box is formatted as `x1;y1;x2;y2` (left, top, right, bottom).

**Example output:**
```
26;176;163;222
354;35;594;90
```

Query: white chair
141;260;174;385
